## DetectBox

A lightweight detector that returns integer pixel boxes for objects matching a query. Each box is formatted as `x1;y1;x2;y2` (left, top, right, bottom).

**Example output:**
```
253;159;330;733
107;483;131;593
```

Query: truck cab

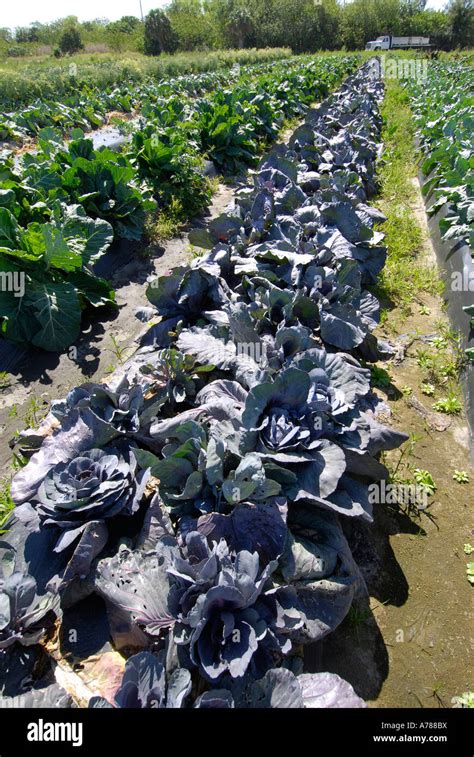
365;36;390;50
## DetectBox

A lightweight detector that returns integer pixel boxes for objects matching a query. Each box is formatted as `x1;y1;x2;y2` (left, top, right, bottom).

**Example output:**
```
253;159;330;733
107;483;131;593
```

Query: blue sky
0;0;449;32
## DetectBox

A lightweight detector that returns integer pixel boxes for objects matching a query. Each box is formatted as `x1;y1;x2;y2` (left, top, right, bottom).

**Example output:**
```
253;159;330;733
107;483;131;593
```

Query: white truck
365;35;431;50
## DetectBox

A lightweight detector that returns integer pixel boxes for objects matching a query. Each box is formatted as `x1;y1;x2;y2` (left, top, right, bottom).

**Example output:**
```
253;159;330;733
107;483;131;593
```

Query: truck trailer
365;35;431;50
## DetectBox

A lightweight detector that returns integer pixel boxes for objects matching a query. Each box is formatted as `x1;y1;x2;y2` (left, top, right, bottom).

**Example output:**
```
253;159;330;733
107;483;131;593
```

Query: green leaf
60;206;113;263
67;270;116;308
0;189;15;210
133;448;161;470
23;224;83;272
28;279;82;351
0;208;20;249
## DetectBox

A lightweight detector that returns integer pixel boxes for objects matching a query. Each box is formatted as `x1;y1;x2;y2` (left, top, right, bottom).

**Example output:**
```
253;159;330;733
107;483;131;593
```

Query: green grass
0;480;14;533
108;334;131;365
144;175;219;244
22;396;49;429
409;320;465;403
0;370;11;389
144;199;188;243
373;76;442;315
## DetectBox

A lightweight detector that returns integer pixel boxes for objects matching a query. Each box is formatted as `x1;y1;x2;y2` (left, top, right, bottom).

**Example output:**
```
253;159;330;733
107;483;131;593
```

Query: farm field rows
0;51;472;714
320;66;473;708
406;59;474;366
0;53;295;143
0;54;357;352
0;48;292;109
409;59;473;250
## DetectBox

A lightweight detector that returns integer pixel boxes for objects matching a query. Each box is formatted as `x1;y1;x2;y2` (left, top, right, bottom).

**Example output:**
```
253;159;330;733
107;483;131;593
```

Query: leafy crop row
407;60;473;250
0;55;357;351
406;60;474;357
1;53;353;146
0;60;281;144
0;60;406;709
0;48;292;111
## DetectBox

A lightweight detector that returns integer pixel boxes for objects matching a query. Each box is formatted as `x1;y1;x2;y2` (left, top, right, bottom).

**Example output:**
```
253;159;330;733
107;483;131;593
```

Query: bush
59;27;84;56
144;9;178;55
7;46;26;57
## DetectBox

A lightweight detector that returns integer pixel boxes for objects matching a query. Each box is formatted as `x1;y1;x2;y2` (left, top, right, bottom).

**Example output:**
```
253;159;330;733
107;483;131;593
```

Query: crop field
0;44;472;721
0;54;357;350
0;48;294;135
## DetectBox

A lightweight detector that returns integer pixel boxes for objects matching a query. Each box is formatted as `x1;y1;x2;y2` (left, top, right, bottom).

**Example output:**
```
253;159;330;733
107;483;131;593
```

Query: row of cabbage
0;69;233;144
407;60;473;251
406;60;474;356
0;59;406;709
0;48;292;112
0;58;288;145
0;55;357;352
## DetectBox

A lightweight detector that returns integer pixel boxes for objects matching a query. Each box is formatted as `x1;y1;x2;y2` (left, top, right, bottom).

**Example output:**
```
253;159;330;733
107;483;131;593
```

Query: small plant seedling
429;680;446;707
432;336;448;350
452;691;474;708
370;366;392;388
0;371;11;390
401;385;413;396
467;563;474;586
420;382;435;396
413;468;437;496
433;395;462;414
452;470;469;484
108;335;129;365
0;480;14;533
190;244;205;258
440;360;457;378
463;544;474;555
406;433;422;456
24;396;48;429
434;320;459;343
385;433;422;488
419;305;431;316
416;348;434;371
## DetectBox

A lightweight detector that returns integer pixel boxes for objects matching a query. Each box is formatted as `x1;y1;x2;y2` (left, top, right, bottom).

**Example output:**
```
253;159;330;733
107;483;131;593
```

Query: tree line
1;0;473;58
